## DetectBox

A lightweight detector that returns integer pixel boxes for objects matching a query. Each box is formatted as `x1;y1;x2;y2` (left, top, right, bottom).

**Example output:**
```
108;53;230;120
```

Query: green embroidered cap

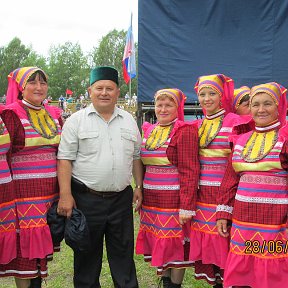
89;66;119;86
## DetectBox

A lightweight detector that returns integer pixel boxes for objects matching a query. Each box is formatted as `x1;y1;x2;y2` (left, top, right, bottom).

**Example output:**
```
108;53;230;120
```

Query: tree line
0;29;138;100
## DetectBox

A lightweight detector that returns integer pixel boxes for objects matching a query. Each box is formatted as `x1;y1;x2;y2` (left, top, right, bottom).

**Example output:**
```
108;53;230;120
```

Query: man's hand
216;219;230;237
57;193;76;218
133;187;143;212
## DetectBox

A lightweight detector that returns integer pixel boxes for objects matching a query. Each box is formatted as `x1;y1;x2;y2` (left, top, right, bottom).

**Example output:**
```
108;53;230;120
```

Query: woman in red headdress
189;74;247;287
0;67;62;288
136;88;199;288
233;86;251;116
216;82;288;288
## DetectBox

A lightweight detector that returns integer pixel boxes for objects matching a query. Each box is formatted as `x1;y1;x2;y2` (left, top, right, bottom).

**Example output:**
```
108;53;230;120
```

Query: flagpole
129;13;133;101
123;12;136;100
129;77;132;100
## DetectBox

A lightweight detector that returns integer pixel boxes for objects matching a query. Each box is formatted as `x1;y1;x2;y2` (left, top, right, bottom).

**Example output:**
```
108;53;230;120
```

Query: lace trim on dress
179;209;196;216
216;204;233;214
235;194;288;204
143;183;180;190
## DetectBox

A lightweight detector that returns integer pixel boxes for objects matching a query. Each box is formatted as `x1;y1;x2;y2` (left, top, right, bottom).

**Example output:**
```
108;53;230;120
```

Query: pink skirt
224;252;288;288
136;204;193;274
189;202;230;269
224;219;288;288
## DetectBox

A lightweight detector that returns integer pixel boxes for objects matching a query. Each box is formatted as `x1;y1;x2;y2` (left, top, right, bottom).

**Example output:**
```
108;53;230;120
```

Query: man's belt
86;188;119;198
71;177;126;198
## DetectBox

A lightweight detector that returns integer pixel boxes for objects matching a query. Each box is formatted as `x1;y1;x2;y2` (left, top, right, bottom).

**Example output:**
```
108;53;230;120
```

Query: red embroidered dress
0;115;14;265
217;122;288;288
0;101;62;279
136;120;199;274
189;110;241;284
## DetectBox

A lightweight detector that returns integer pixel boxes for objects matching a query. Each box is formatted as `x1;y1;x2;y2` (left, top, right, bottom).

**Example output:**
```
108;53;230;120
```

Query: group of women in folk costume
136;75;288;288
0;67;287;288
0;67;62;288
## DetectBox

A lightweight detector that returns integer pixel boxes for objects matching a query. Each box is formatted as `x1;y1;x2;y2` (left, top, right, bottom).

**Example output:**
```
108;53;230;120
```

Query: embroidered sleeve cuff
216;204;233;214
179;209;196;216
216;211;232;221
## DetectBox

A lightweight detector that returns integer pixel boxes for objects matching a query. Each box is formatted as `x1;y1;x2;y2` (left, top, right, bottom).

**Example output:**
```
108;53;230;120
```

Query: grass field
0;215;210;288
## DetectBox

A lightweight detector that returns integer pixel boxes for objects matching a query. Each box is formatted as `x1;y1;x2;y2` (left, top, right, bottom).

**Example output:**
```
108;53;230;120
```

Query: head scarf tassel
6;77;20;105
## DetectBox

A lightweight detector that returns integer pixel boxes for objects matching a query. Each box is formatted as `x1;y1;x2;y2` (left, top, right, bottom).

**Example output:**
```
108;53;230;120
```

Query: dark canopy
138;0;288;102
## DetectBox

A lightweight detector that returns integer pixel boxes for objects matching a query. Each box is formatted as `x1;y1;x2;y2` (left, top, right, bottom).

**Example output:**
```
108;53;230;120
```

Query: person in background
132;93;137;106
233;86;251;115
216;82;288;288
75;99;81;111
57;66;142;288
189;74;244;288
66;95;74;104
136;88;199;288
66;95;74;113
79;94;85;104
2;94;6;104
0;67;62;288
58;95;65;110
232;86;254;135
125;92;130;105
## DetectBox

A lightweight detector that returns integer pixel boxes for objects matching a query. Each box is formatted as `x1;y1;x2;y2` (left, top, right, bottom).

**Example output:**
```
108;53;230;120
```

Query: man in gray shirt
57;66;143;288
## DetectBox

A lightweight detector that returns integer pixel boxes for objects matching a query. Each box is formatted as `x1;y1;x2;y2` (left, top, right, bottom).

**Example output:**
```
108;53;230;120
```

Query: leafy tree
21;50;47;71
0;32;138;102
47;42;89;100
0;38;31;96
90;29;138;98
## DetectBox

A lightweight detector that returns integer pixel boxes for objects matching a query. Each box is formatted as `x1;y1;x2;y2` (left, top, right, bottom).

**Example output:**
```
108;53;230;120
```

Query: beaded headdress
154;88;187;121
6;67;47;105
233;86;250;112
250;82;287;127
194;74;234;114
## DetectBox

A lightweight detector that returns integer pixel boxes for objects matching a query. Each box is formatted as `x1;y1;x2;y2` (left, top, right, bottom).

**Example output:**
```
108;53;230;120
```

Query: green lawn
0;214;210;288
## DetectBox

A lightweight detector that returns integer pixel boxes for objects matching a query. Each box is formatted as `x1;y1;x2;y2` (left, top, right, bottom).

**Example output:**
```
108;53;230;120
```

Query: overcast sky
1;0;138;57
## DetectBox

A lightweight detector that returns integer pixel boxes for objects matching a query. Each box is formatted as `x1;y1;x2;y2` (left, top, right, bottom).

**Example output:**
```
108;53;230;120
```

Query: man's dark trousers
72;180;138;288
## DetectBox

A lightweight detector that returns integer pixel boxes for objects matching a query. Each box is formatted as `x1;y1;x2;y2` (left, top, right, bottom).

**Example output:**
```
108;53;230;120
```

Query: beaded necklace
241;123;279;163
198;109;225;148
22;100;58;139
145;123;174;151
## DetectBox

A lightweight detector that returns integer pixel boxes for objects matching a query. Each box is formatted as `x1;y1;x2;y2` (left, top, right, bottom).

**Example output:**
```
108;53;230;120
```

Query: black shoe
158;276;171;288
170;282;181;288
213;284;223;288
29;277;42;288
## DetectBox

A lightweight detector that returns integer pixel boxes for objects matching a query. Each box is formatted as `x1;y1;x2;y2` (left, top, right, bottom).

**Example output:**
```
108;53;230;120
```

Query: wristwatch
135;185;142;189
